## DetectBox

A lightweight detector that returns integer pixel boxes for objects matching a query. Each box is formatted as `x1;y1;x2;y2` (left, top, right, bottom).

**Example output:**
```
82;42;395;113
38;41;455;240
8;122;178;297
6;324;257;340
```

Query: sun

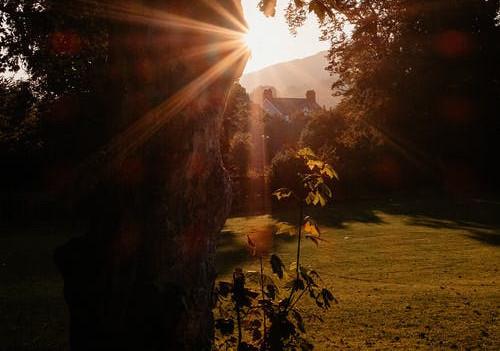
242;29;260;54
240;1;329;74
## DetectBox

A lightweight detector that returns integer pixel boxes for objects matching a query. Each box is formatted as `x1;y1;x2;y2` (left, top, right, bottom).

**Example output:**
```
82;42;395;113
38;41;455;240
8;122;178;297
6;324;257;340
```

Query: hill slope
240;51;340;108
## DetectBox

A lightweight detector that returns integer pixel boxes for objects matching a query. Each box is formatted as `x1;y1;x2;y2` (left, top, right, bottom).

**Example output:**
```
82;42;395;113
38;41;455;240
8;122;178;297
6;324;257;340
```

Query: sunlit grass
217;198;500;349
1;198;498;349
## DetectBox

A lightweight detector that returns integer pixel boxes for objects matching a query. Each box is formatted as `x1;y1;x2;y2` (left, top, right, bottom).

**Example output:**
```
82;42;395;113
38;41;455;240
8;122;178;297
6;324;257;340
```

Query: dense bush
299;108;435;198
228;132;252;178
268;148;308;200
221;83;252;178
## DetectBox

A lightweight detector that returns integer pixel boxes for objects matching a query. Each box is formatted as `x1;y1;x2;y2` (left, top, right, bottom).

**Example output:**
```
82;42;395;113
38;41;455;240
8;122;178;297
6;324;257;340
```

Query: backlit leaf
274;222;297;236
273;188;293;200
306;159;324;170
321;164;339;180
305;191;315;205
297;147;316;159
303;217;320;237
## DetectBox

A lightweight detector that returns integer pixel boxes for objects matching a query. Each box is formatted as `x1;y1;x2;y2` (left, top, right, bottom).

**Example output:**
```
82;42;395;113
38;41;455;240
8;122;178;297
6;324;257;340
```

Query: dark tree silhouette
2;1;248;349
269;0;500;195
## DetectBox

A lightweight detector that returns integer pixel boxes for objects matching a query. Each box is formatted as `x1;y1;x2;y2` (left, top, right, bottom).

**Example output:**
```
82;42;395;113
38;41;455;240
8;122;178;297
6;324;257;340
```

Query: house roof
263;97;321;117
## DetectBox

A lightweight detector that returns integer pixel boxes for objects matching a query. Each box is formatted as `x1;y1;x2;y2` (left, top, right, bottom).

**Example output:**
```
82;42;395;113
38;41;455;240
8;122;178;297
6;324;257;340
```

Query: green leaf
321;164;339;180
215;318;234;335
246;271;278;292
299;266;315;286
306;159;324;170
292;278;305;291
305;191;315;205
297;147;316;159
272;188;293;200
291;310;306;333
319;183;333;199
265;284;277;299
314;191;327;207
216;281;233;298
312;191;320;206
247;235;256;256
270;254;285;279
274;222;297;236
320;288;337;308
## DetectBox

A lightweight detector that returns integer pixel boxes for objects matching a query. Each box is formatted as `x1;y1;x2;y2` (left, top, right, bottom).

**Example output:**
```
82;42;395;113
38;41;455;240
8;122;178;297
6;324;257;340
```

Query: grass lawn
0;197;499;350
217;197;500;350
0;222;70;351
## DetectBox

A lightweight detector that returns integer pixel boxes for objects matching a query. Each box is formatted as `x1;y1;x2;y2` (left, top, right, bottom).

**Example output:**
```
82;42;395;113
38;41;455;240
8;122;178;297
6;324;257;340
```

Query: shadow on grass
382;197;500;246
216;230;253;276
253;196;500;243
217;196;500;276
216;227;299;276
270;201;386;229
465;231;500;246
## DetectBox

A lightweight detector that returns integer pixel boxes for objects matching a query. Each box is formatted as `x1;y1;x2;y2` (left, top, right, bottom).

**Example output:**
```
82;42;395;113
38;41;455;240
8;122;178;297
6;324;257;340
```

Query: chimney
306;90;316;104
263;88;273;101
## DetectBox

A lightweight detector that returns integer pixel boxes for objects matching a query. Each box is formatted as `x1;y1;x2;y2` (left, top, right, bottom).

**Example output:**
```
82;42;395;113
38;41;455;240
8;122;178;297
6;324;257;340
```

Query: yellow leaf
275;222;297;236
313;192;320;206
297;147;316;159
305;192;315;205
321;164;339;180
307;159;324;170
303;217;320;237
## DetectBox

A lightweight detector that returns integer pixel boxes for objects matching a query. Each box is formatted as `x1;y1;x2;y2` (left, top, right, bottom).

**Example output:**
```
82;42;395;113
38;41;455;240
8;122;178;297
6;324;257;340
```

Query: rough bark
55;1;248;350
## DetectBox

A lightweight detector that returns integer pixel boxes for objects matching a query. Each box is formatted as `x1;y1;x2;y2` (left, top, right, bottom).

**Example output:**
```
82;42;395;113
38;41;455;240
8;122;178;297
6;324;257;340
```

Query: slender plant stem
233;272;242;348
286;201;304;312
236;304;242;347
259;256;267;335
296;202;304;282
288;283;310;311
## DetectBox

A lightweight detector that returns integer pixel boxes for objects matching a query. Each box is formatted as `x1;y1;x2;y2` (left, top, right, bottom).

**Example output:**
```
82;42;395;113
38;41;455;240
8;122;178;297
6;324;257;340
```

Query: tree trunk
55;1;248;350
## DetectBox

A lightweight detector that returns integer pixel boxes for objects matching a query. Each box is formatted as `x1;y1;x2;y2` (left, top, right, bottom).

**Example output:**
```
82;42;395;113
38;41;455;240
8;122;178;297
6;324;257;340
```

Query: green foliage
299;108;406;196
221;83;252;178
276;0;500;192
269;147;336;206
263;110;309;164
0;78;41;157
0;0;109;98
268;149;307;200
214;148;338;350
270;254;285;279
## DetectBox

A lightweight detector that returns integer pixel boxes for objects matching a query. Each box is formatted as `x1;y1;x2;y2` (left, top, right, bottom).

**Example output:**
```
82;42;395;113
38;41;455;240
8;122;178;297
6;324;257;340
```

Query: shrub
214;148;338;350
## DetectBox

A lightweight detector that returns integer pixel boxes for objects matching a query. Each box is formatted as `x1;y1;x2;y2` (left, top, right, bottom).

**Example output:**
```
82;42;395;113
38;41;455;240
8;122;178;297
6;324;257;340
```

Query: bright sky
242;0;329;74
